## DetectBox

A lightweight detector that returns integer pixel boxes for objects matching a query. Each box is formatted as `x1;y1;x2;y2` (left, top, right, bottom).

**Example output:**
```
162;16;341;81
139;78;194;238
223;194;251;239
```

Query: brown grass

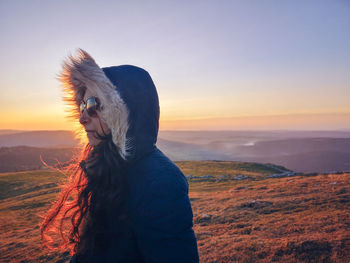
0;170;69;263
190;173;350;262
0;162;349;262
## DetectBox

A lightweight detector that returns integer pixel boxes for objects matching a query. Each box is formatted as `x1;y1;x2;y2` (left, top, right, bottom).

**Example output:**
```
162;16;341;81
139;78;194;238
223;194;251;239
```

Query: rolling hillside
0;130;79;148
0;146;78;173
233;138;350;173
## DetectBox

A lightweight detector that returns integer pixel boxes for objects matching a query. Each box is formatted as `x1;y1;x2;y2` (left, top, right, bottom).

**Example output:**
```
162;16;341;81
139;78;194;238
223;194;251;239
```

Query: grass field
0;161;349;262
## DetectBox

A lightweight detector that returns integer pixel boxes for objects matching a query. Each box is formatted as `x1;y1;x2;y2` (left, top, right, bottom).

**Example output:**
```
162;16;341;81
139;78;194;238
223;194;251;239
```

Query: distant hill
0;146;77;173
235;137;350;156
243;150;350;173
156;138;230;161
227;138;350;173
0;130;23;135
0;130;79;148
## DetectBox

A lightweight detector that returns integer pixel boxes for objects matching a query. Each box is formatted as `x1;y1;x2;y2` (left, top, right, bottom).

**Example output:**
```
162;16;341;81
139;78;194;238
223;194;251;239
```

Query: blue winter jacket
70;65;199;262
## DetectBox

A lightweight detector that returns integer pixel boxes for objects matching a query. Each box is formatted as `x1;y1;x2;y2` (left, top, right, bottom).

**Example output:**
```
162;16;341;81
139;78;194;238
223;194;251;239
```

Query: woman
41;49;199;262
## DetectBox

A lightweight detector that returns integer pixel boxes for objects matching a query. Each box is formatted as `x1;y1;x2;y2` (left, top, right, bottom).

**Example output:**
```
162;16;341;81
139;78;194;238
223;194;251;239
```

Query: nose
79;110;90;125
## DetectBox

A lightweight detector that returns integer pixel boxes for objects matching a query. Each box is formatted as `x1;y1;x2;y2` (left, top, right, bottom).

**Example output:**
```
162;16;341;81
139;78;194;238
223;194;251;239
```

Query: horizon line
1;128;350;132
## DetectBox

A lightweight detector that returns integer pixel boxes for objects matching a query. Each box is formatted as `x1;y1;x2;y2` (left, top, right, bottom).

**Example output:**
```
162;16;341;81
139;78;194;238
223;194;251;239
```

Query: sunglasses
79;96;101;117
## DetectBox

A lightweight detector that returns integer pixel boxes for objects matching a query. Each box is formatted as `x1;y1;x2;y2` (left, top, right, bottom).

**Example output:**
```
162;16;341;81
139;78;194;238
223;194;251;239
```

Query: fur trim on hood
59;49;159;163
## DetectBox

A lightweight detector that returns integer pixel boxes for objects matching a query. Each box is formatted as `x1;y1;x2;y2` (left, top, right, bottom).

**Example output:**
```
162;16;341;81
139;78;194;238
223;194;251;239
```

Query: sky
0;0;349;131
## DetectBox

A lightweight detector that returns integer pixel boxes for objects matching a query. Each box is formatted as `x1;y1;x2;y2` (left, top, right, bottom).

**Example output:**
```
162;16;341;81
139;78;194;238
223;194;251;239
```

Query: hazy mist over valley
0;130;349;173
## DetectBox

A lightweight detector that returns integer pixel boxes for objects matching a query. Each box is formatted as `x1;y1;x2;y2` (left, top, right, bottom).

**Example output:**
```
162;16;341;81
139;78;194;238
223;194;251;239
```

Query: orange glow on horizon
1;112;349;131
0;112;75;131
159;112;350;130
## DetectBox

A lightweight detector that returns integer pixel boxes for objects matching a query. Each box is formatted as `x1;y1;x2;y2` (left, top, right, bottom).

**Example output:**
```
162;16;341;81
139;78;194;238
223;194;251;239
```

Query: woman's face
79;89;110;147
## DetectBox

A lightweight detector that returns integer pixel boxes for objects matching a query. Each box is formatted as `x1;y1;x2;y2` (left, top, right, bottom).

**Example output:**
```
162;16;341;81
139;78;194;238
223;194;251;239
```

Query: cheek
100;115;110;131
101;121;111;134
97;118;110;134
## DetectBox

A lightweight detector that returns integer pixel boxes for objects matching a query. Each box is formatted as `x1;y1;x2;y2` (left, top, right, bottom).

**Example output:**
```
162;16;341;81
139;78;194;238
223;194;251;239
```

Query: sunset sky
0;0;349;131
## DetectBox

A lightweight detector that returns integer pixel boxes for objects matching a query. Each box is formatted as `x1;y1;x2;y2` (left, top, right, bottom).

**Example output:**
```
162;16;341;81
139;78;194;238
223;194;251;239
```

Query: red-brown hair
40;134;128;256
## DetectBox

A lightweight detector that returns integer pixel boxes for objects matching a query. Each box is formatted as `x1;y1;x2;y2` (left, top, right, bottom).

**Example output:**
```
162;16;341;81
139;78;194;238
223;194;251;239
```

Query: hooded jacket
60;49;199;263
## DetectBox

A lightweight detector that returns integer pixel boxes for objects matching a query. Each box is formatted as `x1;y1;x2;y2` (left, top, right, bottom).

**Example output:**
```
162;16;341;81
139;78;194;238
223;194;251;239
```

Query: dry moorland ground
189;173;350;262
0;161;349;262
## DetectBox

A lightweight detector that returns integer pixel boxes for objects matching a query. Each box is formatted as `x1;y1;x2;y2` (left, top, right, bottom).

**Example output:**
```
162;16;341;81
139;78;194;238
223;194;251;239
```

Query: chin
86;133;100;147
89;140;99;147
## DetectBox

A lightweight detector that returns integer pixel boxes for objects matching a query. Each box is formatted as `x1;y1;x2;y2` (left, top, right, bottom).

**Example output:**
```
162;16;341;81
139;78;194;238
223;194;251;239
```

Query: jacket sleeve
129;171;199;263
69;255;76;263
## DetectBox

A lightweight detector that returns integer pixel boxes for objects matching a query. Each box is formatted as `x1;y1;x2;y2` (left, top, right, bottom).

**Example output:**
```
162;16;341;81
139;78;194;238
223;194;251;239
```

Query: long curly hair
40;133;129;256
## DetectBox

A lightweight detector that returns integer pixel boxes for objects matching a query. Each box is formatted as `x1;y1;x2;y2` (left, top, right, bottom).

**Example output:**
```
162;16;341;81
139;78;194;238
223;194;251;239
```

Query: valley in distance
0;129;349;262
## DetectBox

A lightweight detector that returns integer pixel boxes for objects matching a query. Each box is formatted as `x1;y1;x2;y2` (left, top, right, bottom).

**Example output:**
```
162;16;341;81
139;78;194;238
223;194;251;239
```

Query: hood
59;49;160;163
